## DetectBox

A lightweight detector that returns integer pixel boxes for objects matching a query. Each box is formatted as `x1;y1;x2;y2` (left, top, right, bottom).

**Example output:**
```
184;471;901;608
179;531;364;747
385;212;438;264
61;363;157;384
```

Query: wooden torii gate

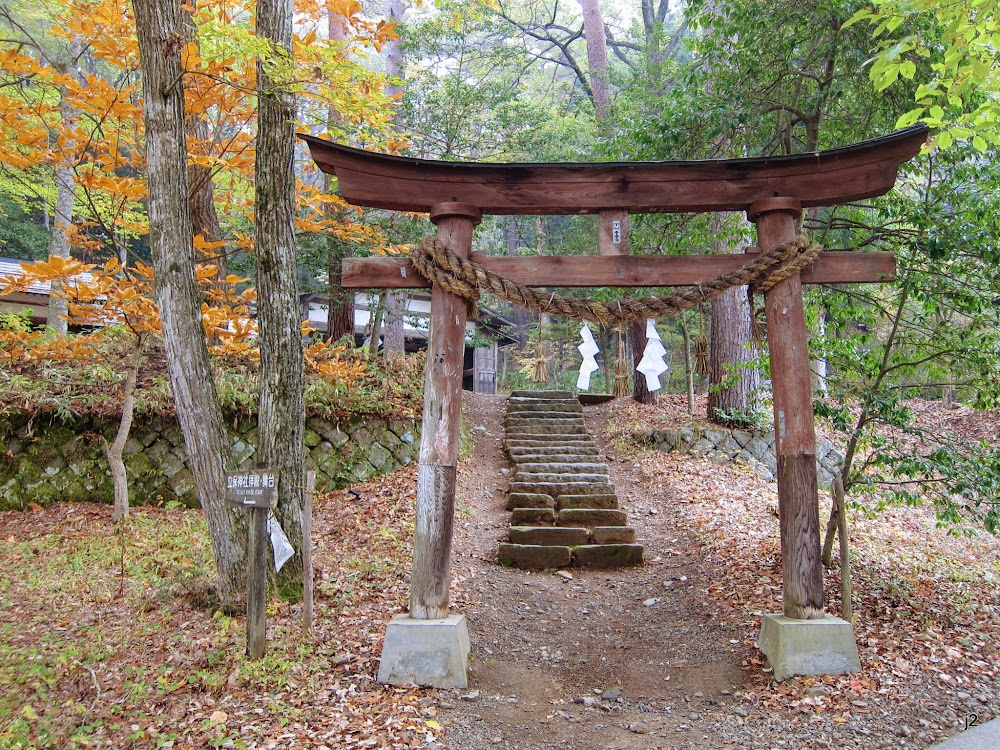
302;126;927;686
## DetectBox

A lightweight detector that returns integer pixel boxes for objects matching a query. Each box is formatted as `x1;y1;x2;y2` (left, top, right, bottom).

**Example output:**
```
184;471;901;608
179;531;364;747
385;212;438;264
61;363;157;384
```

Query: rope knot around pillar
410;234;823;329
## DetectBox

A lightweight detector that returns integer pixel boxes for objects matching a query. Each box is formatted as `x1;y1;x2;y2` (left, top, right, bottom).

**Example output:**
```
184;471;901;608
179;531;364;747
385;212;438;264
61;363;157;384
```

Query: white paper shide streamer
576;323;600;391
267;516;295;572
636;319;668;391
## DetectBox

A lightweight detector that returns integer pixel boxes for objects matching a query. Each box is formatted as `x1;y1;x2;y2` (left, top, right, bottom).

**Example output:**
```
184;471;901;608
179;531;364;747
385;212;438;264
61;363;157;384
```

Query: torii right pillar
748;198;861;681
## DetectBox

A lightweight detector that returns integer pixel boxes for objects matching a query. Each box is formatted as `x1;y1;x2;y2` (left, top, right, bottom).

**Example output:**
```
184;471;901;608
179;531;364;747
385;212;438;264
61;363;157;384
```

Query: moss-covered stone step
508;400;583;414
498;543;572;568
504;493;555;511
509;390;574;399
505;423;587;436
507;448;602;460
513;473;612;487
505;439;596;452
558;508;628;527
506;412;584;423
510;481;616;497
555;494;620;510
510;507;557;526
508;526;590;546
572;544;644;568
592;526;636;544
513;462;610;475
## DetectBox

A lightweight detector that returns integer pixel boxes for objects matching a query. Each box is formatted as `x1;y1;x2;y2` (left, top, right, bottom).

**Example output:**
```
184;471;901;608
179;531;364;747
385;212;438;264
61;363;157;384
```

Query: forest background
1;0;999;607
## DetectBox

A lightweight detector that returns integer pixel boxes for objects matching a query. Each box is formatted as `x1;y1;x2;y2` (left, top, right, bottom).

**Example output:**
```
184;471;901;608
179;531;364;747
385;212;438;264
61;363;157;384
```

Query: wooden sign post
225;469;277;659
301;126;926;684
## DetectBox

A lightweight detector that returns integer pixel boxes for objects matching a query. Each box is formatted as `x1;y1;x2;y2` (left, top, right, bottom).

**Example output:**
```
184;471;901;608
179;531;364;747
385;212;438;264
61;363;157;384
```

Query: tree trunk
834;475;853;622
707;213;760;426
368;293;386;355
181;10;229;287
382;291;406;354
256;0;306;584
577;0;611;123
323;9;354;343
133;0;246;608
681;313;695;414
629;318;655;404
46;52;81;333
188;117;229;281
379;0;408;355
105;337;145;521
811;308;829;397
325;232;354;342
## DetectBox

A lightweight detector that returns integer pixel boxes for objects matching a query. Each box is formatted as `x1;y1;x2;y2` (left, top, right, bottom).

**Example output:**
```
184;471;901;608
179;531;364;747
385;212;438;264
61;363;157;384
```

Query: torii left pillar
377;202;479;689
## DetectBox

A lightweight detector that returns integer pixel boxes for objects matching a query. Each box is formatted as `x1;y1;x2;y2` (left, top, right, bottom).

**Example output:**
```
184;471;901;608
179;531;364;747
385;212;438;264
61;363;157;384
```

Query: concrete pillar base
376;614;470;689
758;614;861;681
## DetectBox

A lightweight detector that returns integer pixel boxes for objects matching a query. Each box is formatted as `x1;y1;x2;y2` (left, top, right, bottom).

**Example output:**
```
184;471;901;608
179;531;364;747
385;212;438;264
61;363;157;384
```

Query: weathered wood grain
301;127;927;215
410;205;480;620
777;454;825;619
302;471;315;636
247;506;268;658
341;251;895;289
752;200;825;621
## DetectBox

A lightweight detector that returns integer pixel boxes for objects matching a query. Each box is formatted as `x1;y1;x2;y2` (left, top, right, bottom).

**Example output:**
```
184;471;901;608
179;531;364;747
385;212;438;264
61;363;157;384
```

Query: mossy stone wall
644;426;845;488
0;413;420;511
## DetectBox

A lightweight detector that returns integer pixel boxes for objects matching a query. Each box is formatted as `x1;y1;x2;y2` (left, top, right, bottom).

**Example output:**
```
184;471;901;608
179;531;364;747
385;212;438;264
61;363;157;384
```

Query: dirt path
432;392;996;750
438;393;752;750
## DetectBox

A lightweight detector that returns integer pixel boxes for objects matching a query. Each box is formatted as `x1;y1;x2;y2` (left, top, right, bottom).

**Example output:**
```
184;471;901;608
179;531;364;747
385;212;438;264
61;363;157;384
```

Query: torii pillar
749;197;860;679
377;203;480;688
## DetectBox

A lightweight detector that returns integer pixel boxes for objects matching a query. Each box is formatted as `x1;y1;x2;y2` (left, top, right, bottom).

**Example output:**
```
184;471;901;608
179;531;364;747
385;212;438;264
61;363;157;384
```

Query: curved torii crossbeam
301;126;926;214
301;126;927;686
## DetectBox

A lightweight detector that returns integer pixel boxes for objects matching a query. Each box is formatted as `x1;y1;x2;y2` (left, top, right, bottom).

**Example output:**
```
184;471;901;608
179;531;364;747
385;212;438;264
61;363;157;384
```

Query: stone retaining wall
0;413;420;511
643;427;844;487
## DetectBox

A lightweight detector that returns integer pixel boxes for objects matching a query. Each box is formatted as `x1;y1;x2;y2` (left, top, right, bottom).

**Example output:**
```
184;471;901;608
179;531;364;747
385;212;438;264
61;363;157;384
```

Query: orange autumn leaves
1;0;404;256
0;256;364;385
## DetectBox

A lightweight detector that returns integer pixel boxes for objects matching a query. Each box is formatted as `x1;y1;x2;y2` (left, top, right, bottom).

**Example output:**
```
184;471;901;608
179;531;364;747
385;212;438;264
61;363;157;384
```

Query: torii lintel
299;126;927;215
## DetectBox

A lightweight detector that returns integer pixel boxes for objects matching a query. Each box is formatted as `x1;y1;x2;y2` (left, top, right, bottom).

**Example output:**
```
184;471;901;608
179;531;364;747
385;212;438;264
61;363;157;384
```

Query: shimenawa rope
410;235;822;326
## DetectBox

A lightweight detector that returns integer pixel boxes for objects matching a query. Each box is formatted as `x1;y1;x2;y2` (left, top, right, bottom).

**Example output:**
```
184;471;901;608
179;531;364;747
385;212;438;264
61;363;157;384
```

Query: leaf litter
0;393;997;749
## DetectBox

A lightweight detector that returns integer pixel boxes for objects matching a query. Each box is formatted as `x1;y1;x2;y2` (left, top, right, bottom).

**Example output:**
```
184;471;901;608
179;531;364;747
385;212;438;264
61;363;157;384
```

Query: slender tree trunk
105;336;145;521
811;308;829;397
325;232;354;341
369;293;386;356
133;0;246;607
380;0;408;355
46;156;73;332
383;291;406;354
629;319;655;404
707;213;760;426
578;0;611;123
600;326;613;394
181;10;229;286
681;313;695;414
324;10;354;343
189;119;229;278
834;476;853;622
256;0;306;583
506;218;530;350
46;50;81;333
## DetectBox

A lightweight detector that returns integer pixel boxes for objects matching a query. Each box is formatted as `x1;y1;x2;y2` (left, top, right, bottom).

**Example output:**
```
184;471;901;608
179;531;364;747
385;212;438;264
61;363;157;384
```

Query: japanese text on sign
225;471;277;508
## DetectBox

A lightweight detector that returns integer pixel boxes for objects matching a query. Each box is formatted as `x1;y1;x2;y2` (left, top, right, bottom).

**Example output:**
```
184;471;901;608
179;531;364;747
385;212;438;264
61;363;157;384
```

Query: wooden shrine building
302;126;927;685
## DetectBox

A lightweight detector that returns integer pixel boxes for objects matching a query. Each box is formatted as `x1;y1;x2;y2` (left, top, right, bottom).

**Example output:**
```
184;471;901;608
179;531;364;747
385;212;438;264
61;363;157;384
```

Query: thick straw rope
410;235;822;326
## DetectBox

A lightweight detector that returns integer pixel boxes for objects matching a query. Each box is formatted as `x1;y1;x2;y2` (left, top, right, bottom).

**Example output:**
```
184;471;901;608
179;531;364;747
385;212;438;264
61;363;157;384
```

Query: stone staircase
497;390;644;570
